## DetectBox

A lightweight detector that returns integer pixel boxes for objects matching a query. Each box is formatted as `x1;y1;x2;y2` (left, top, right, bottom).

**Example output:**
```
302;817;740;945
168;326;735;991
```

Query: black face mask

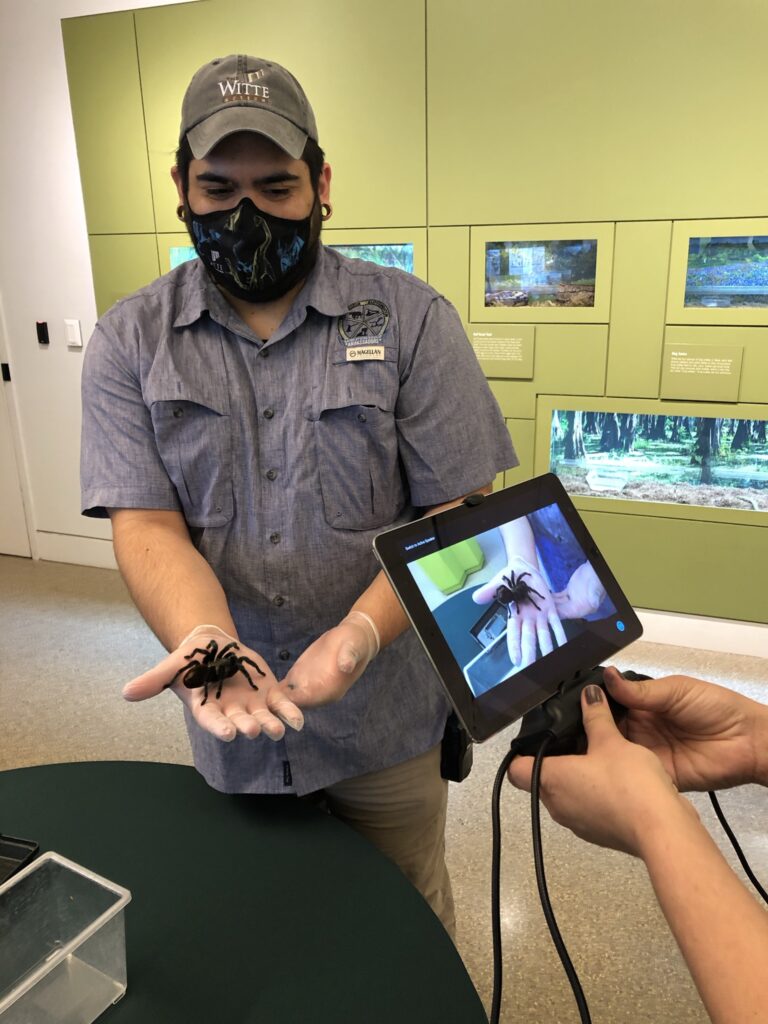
185;196;321;304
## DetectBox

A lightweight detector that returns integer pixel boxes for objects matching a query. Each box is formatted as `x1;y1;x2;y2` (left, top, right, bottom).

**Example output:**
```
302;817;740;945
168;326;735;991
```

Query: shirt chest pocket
311;396;407;531
149;392;233;528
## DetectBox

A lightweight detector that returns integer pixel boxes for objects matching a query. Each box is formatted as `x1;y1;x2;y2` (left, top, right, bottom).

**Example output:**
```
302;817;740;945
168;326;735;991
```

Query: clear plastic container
0;852;131;1024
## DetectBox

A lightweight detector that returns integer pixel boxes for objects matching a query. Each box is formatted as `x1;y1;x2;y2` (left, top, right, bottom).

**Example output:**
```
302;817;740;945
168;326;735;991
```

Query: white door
0;374;31;556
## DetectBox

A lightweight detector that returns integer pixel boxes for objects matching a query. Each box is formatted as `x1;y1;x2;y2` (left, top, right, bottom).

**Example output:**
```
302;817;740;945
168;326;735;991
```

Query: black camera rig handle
509;667;651;758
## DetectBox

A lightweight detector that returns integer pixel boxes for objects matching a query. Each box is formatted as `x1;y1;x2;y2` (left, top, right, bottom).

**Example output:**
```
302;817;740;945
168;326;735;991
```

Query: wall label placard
469;324;535;379
660;343;743;402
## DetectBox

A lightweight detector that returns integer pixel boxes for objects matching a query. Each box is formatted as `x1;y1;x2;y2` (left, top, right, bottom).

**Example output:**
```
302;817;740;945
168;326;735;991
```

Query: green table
0;761;487;1023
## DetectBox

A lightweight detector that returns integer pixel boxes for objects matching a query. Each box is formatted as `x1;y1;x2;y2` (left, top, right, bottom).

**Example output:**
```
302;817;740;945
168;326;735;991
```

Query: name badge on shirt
346;345;385;362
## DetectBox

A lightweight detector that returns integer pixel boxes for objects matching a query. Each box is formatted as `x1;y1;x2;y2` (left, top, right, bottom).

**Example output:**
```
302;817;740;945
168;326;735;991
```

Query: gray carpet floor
2;553;766;1022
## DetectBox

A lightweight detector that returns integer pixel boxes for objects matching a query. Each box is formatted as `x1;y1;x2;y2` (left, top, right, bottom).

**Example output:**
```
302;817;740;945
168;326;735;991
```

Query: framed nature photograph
667;218;768;326
536;397;768;527
470;223;614;323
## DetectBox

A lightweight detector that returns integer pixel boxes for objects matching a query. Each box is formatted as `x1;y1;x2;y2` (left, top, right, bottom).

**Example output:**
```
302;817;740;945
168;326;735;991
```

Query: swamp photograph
485;239;597;308
550;411;768;512
327;243;414;273
169;242;416;274
685;235;768;308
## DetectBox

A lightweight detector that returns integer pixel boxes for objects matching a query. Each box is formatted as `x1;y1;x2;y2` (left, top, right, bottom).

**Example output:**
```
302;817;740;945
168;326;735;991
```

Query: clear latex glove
552;561;607;619
472;556;567;669
122;624;304;743
277;611;380;708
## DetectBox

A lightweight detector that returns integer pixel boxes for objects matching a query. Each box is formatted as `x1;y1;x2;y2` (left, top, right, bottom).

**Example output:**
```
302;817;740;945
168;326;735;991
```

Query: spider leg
236;664;259;691
169;663;189;685
185;646;212;661
240;656;266;678
217;642;240;658
201;679;210;706
528;596;541;611
514;600;521;615
168;661;199;689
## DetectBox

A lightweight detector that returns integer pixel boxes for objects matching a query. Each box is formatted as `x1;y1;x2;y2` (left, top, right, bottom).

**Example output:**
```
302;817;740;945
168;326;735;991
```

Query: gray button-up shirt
81;246;517;794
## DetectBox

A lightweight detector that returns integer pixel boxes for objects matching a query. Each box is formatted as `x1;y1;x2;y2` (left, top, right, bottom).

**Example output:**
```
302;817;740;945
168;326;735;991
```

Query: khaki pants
322;743;456;938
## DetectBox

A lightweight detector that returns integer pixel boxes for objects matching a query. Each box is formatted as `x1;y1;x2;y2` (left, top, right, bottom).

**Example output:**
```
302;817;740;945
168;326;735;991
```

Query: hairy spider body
168;640;266;705
494;571;545;617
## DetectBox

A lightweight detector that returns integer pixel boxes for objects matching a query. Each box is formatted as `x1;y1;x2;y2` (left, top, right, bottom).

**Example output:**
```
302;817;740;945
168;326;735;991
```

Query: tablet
373;473;642;742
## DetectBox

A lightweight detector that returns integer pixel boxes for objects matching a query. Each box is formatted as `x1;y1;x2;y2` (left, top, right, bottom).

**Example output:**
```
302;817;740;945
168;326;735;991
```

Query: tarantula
494;571;545;617
168;639;266;705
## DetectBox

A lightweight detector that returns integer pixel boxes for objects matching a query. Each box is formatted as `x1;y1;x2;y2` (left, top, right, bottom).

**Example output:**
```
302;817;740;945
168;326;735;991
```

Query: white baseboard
36;531;117;570
637;609;767;659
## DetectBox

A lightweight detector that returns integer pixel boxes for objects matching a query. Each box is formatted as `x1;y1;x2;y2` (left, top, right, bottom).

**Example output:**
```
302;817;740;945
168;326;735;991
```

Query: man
81;54;517;935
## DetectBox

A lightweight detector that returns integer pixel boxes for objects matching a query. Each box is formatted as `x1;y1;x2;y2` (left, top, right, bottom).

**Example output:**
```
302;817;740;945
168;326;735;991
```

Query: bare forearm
110;509;236;650
640;804;768;1024
753;703;768;787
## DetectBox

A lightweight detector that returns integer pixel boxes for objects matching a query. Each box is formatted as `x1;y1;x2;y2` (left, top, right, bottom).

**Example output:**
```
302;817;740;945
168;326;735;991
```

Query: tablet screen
373;474;642;741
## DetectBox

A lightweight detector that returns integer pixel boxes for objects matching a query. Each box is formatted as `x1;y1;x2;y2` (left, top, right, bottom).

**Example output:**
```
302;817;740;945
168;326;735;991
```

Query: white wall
0;0;197;569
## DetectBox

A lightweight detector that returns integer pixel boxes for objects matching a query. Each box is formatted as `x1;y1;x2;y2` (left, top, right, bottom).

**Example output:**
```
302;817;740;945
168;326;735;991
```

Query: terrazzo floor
1;553;766;1023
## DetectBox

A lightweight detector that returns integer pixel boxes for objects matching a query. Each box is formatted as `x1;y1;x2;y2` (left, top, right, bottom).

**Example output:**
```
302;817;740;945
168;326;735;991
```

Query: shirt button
266;469;277;481
260;348;270;358
357;412;367;423
173;407;184;418
273;594;285;607
278;649;291;661
270;532;281;544
263;408;275;419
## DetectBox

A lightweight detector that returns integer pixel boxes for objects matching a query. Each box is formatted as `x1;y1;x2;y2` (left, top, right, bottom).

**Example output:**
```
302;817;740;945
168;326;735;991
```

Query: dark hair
174;134;326;194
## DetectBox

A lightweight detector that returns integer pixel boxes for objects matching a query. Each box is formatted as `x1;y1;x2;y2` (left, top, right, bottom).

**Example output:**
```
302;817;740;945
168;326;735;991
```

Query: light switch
64;318;83;348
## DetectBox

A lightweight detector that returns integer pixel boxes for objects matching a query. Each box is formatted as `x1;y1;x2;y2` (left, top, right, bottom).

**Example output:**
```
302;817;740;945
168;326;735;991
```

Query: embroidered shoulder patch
338;299;390;345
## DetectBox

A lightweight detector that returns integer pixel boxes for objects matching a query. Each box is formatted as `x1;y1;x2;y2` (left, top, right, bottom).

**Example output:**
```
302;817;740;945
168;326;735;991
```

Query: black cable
708;790;768;905
490;735;591;1024
490;745;517;1024
531;736;592;1024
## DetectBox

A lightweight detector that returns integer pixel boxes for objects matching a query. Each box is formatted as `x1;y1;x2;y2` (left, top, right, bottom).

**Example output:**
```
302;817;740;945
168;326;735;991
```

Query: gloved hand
122;624;304;742
279;611;380;708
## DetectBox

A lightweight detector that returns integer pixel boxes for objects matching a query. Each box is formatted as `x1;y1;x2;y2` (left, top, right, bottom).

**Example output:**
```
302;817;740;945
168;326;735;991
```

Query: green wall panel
427;0;768;225
62;12;155;234
583;510;767;623
89;235;160;317
487;326;608;421
505;419;535;486
134;0;426;234
534;325;608;395
606;221;671;398
488;380;536;421
427;227;470;323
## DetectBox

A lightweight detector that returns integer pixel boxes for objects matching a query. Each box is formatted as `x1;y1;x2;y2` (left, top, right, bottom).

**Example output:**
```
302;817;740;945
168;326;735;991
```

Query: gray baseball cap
179;54;318;160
